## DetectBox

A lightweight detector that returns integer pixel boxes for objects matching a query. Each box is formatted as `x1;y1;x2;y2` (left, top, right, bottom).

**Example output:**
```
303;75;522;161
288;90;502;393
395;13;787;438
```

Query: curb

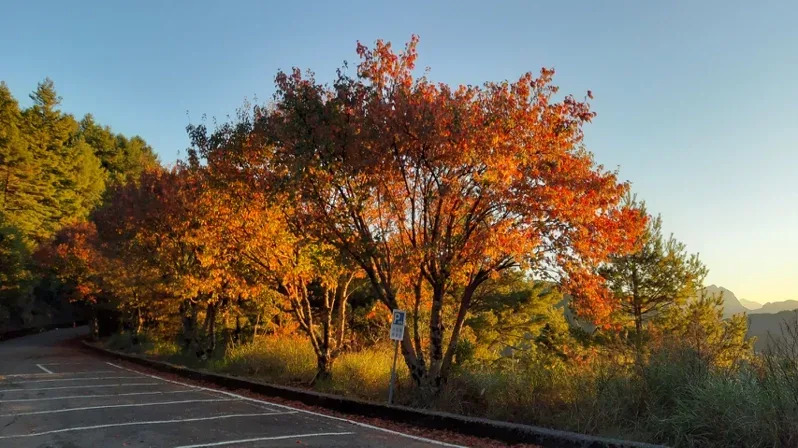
82;341;667;448
0;321;86;342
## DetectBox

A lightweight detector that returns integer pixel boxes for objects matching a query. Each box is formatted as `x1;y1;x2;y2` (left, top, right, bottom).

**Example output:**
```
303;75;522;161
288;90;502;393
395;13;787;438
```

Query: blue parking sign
392;310;405;326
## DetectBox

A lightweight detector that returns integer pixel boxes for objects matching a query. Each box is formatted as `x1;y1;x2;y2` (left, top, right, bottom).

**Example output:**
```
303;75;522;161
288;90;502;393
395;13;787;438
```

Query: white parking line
35;362;99;366
11;375;144;384
0;412;296;440
0;370;117;379
0;382;159;393
107;362;466;448
0;389;199;403
0;398;235;417
173;432;356;448
35;364;54;374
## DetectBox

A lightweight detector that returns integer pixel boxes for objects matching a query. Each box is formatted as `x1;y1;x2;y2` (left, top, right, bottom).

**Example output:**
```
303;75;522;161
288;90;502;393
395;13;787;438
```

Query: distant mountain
701;286;798;352
703;285;750;318
739;299;762;310
748;310;798;352
751;300;798;314
557;285;798;352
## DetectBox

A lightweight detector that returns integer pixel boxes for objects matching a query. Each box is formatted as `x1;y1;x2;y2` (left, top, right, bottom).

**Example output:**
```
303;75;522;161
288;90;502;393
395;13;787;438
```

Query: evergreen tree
19;79;105;239
80;114;158;185
0;78;156;328
0;81;41;242
0;214;32;326
599;199;707;348
465;270;570;367
659;292;753;368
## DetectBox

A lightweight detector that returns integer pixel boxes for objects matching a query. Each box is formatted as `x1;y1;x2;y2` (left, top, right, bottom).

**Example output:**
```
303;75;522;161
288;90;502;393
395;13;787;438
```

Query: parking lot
0;328;462;447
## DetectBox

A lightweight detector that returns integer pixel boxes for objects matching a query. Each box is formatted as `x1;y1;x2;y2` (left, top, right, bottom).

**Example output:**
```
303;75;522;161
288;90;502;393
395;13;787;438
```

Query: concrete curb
0;321;86;342
82;341;667;448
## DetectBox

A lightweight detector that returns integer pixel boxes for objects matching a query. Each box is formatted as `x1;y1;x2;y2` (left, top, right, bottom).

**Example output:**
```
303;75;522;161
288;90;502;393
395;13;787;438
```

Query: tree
464;270;570;368
187;147;362;379
36;221;105;338
0;216;32;327
658;292;753;368
599;201;707;349
0;81;42;242
189;37;645;392
80;114;159;185
1;78;159;331
20;79;105;240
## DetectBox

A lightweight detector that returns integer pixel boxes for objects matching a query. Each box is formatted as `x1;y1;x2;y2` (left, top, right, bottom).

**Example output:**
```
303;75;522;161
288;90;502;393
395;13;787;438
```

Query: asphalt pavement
0;327;463;448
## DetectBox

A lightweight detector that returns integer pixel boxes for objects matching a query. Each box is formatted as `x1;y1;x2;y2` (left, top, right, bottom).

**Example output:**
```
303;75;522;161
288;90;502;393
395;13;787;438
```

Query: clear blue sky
2;0;796;303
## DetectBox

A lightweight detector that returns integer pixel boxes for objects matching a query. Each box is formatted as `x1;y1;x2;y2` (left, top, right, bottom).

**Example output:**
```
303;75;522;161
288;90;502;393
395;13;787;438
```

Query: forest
2;38;796;447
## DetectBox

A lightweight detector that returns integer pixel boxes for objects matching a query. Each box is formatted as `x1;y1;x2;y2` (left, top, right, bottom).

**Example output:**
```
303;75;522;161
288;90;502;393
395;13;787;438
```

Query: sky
2;0;796;303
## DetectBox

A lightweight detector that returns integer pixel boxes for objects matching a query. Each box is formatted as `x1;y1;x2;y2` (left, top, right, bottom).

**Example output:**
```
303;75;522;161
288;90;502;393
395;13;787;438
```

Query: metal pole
388;338;399;404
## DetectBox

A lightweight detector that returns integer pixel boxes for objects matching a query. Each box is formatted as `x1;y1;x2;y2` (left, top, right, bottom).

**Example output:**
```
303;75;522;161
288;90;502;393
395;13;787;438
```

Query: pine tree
0;214;32;326
0;82;41;242
599;198;707;348
79;114;158;185
660;292;753;368
18;79;105;240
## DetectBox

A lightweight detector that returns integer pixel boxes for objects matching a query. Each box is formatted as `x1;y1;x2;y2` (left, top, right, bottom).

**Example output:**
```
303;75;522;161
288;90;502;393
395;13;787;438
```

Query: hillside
751;300;798;314
748;310;798;352
739;298;762;310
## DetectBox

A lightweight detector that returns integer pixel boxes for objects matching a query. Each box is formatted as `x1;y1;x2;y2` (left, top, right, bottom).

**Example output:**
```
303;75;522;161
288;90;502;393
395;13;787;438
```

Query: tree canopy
0;79;159;330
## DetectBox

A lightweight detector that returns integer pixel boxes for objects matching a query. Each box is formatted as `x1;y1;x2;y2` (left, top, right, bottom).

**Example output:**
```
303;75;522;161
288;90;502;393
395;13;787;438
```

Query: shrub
220;335;316;385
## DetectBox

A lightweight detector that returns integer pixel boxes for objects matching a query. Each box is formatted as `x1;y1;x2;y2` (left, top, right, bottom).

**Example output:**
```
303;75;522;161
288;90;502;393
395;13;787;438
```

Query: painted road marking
0;370;117;379
0;412;297;440
35;364;54;374
10;375;144;384
0;398;235;417
35;362;101;366
0;382;159;393
173;432;356;448
107;362;467;448
0;389;200;403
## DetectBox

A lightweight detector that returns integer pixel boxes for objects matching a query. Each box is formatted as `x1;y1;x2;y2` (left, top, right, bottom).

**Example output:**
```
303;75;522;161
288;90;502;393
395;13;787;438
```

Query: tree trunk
203;302;217;358
440;281;480;381
136;307;144;334
180;300;198;354
312;354;333;384
427;282;445;379
88;308;99;341
253;312;261;339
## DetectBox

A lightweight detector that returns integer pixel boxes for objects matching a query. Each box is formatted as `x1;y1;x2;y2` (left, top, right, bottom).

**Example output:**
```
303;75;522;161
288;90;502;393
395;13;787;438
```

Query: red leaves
258;36;646;327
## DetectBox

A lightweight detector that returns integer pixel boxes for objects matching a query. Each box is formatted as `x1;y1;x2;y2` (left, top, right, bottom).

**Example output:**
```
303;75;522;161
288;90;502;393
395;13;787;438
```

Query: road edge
82;341;667;448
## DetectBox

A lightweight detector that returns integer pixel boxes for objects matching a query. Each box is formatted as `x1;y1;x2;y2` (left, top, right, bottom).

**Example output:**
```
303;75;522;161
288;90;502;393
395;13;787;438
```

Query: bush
219;335;316;385
322;345;410;401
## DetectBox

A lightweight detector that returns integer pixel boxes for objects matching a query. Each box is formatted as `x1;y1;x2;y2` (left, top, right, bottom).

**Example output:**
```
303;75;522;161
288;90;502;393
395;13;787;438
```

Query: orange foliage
189;36;645;386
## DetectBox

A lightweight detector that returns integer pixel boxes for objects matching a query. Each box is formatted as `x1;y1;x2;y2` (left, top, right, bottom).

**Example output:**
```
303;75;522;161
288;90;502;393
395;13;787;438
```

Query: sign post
388;309;406;405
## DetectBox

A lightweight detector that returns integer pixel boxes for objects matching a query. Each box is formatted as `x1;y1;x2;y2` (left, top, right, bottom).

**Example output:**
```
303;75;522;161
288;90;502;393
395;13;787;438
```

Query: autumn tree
190;37;645;391
36;221;106;338
187;133;361;379
599;199;707;350
98;167;260;356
